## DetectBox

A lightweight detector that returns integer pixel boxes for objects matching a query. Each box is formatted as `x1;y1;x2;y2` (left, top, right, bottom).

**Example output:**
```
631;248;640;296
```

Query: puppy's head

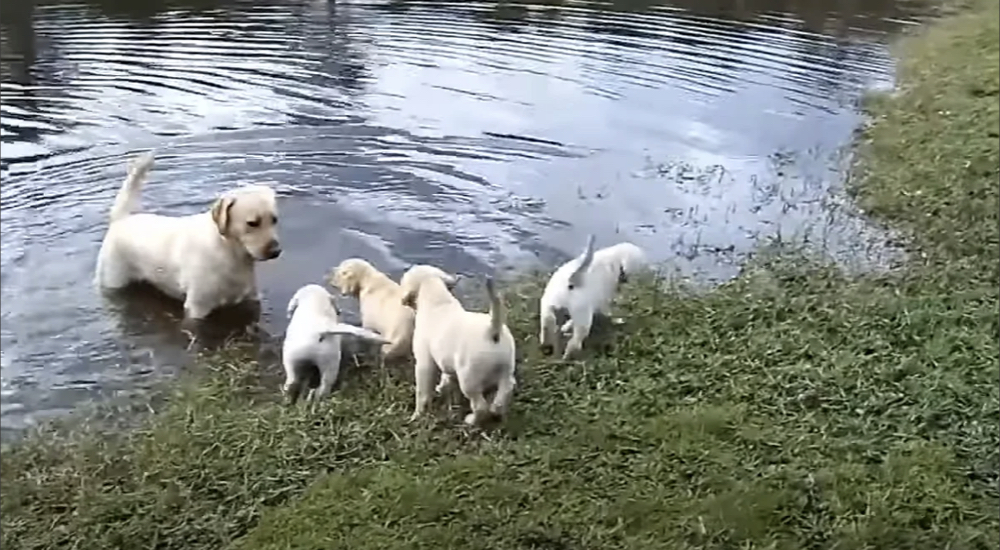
211;185;281;261
612;243;648;282
399;264;458;310
329;258;375;297
287;284;338;319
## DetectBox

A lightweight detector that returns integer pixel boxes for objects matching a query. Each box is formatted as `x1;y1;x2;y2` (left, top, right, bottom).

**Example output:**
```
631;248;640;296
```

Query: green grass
2;3;998;549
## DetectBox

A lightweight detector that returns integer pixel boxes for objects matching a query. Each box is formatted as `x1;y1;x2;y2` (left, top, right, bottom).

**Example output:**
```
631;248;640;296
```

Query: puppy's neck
415;280;460;310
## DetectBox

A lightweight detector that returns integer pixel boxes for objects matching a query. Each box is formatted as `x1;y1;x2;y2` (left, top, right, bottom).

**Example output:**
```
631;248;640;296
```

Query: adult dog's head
211;185;281;261
399;264;459;310
329;258;379;297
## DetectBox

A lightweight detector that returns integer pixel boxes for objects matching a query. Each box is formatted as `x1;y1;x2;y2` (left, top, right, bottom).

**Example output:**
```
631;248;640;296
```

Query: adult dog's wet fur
328;258;457;362
399;265;517;426
94;152;283;321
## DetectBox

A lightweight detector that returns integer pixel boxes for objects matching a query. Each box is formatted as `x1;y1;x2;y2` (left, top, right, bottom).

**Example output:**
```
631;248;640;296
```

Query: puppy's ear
401;287;417;309
342;270;361;296
211;196;236;236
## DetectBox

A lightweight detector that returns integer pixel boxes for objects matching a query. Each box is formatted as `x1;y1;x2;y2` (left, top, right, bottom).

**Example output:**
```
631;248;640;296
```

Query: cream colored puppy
328;258;458;361
400;266;516;426
539;235;648;359
283;284;391;404
94;152;282;321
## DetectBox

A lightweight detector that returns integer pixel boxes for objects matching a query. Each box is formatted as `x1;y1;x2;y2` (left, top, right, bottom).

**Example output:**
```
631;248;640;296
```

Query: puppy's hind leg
562;305;594;360
539;306;559;355
490;372;516;419
464;392;491;427
313;361;340;401
283;377;306;406
408;352;437;423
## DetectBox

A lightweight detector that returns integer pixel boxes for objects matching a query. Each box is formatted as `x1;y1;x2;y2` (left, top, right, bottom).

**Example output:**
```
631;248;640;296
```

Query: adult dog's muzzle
263;240;282;260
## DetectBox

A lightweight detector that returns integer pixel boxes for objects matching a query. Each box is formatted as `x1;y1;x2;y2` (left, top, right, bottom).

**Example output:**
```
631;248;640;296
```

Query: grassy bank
3;3;998;549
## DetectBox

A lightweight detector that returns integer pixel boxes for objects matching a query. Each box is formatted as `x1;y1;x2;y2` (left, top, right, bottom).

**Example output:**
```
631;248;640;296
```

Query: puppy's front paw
464;413;479;426
407;412;422;424
610;317;625;326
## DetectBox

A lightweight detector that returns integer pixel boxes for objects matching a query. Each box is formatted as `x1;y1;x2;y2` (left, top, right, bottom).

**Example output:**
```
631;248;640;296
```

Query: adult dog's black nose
265;240;282;259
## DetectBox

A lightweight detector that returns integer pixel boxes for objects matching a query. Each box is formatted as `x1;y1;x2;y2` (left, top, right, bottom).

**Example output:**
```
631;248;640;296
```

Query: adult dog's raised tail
567;234;596;290
109;152;155;223
485;276;506;343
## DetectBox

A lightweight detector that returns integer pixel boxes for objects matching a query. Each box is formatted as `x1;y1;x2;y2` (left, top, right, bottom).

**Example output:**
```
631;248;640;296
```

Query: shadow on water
1;0;931;437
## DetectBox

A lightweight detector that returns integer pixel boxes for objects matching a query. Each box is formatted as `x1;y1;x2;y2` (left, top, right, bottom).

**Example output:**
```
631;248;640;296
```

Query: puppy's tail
318;323;392;345
485;276;506;343
567;234;596;290
109;152;155;223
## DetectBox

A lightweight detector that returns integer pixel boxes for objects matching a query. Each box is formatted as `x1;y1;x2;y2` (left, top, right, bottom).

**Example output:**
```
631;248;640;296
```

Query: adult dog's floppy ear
211;196;236;236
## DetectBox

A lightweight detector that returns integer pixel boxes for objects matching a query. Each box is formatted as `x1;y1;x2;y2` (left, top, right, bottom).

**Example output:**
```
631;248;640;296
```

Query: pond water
0;0;925;438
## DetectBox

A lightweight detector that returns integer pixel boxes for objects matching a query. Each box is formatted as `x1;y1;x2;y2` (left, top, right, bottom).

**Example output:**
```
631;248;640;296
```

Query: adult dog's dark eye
247;219;261;228
271;215;278;225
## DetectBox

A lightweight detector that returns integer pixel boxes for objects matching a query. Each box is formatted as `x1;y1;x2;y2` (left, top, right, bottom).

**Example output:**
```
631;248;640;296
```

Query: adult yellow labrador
94;152;282;321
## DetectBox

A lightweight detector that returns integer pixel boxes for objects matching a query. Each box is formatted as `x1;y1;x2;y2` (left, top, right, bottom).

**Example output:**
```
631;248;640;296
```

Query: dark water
0;0;925;437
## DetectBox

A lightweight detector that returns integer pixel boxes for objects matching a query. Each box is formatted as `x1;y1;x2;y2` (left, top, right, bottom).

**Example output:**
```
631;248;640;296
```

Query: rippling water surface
0;0;926;436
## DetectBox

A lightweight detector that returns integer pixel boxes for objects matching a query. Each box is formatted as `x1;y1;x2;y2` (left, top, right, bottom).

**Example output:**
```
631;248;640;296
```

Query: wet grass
2;2;998;549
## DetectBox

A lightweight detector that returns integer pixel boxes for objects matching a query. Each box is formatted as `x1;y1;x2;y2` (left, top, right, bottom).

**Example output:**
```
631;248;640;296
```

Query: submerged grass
2;3;998;549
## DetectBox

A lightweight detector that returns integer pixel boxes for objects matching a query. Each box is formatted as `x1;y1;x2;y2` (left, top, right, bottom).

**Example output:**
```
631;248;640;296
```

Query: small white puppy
283;284;392;403
539;235;648;359
328;258;457;361
399;266;516;426
94;152;282;321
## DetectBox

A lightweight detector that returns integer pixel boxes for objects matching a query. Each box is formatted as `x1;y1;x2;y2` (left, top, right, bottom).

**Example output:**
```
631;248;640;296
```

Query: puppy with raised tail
328;258;458;362
539;235;648;359
399;265;516;426
283;284;391;404
95;152;283;321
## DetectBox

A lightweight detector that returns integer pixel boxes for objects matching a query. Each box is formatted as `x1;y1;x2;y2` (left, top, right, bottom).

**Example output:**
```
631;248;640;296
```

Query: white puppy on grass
399;265;517;427
95;152;283;322
328;258;458;362
539;235;648;359
282;284;391;404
